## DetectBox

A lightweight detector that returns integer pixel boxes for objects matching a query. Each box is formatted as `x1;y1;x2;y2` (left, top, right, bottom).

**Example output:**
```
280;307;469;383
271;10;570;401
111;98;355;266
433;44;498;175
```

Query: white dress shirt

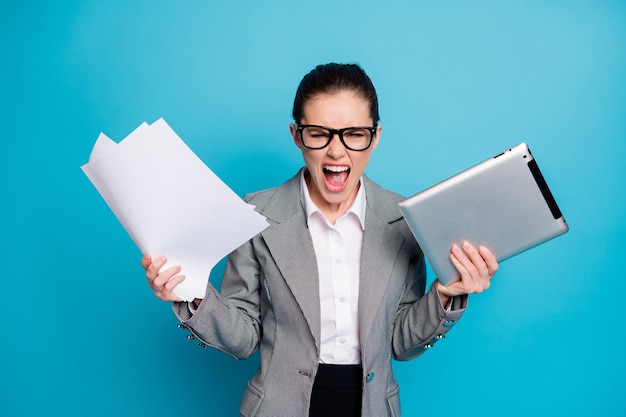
300;171;366;365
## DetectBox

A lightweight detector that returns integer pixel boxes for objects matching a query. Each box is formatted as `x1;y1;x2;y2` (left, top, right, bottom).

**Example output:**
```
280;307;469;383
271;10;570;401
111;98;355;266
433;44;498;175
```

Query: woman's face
290;90;381;218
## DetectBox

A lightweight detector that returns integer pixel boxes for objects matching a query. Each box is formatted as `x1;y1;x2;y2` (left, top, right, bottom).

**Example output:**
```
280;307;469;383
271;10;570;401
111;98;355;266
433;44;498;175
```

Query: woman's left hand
437;241;499;303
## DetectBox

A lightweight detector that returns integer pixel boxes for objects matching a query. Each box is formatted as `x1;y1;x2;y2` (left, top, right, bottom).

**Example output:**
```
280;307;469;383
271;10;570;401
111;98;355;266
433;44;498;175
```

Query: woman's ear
290;123;302;149
371;124;382;151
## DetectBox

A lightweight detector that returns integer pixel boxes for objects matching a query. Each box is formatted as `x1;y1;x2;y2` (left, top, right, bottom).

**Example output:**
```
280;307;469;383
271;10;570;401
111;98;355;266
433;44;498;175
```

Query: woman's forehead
301;90;372;124
305;88;367;103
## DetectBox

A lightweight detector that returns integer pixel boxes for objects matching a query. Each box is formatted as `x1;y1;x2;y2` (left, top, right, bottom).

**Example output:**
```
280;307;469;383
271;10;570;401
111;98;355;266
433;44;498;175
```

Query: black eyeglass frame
296;124;378;151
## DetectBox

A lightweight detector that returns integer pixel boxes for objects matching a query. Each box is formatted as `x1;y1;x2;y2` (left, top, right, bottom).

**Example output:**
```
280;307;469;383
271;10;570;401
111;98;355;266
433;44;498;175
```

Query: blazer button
366;373;375;383
444;319;456;327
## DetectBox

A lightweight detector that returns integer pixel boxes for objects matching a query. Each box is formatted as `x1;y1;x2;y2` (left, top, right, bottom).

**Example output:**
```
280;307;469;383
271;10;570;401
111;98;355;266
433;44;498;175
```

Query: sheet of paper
81;118;268;301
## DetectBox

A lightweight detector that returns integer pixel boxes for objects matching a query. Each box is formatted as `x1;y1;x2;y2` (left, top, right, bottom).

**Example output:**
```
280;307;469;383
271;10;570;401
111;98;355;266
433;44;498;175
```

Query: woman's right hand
141;254;185;302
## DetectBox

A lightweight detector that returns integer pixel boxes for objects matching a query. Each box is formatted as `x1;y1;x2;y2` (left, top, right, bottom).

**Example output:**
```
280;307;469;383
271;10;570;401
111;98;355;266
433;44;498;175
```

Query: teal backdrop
2;1;625;416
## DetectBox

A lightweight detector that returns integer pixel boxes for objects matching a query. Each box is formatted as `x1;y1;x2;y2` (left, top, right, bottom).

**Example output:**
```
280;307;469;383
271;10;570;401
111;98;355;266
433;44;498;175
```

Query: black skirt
309;364;363;417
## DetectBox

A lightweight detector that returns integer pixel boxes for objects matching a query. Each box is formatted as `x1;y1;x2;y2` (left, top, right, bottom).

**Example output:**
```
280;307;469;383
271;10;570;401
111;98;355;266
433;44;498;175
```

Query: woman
142;63;498;417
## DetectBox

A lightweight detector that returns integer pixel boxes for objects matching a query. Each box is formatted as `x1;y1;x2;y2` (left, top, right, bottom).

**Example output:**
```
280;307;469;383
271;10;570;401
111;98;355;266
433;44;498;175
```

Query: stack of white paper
81;118;268;301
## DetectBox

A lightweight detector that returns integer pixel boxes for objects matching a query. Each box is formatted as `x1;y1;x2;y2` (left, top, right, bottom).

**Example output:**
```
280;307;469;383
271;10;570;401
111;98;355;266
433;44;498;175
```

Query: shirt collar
299;169;367;230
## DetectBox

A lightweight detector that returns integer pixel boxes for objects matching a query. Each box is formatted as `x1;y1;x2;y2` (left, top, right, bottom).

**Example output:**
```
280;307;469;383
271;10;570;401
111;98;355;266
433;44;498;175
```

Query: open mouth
323;165;350;192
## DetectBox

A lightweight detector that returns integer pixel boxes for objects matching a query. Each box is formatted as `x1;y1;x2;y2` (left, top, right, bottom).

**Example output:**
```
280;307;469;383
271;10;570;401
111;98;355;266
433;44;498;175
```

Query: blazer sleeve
171;236;263;360
391;251;468;361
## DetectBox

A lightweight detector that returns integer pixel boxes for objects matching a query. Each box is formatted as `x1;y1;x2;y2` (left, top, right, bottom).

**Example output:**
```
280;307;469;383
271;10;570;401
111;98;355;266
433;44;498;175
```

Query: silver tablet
398;143;568;285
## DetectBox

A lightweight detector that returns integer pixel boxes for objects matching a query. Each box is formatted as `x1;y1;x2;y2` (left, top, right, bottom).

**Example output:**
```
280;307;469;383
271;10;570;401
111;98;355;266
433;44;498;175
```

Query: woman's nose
326;133;346;157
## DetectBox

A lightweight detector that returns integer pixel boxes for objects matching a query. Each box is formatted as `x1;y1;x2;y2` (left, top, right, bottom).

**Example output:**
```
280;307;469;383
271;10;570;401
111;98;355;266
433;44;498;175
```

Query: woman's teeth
324;165;349;172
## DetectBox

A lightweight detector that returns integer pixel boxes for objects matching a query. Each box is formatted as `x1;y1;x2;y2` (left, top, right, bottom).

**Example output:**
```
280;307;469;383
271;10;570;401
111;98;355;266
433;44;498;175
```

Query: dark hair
292;63;379;125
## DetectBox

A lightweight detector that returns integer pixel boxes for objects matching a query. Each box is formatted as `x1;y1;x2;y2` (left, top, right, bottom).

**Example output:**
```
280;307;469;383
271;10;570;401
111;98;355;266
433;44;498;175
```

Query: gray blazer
174;170;467;417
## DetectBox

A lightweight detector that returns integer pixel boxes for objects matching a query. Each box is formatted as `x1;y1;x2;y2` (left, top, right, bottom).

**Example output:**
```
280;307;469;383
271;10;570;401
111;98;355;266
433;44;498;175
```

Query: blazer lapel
258;172;321;350
358;178;407;349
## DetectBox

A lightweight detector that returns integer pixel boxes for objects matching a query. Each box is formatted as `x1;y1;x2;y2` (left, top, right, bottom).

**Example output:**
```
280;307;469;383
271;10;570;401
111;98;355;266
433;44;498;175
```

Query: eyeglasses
296;124;377;151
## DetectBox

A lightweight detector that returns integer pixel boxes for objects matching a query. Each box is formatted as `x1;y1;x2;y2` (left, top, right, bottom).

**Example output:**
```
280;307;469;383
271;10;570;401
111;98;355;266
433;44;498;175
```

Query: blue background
2;1;625;416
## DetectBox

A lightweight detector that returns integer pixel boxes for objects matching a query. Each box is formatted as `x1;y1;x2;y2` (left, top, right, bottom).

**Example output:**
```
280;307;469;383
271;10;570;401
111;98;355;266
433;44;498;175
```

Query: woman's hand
141;254;185;302
437;241;499;305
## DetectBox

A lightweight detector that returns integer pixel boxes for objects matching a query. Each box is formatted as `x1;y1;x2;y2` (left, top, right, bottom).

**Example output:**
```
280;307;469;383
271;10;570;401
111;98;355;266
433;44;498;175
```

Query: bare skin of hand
437;241;499;307
141;254;185;302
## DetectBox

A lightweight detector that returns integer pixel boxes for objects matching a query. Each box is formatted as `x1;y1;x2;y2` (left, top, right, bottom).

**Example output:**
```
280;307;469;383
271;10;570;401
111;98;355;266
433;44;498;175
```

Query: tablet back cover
399;143;568;284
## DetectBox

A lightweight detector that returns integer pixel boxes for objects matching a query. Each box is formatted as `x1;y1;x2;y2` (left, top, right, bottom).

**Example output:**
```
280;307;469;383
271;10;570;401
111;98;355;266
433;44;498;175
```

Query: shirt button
339;338;346;344
336;258;342;264
339;296;346;303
